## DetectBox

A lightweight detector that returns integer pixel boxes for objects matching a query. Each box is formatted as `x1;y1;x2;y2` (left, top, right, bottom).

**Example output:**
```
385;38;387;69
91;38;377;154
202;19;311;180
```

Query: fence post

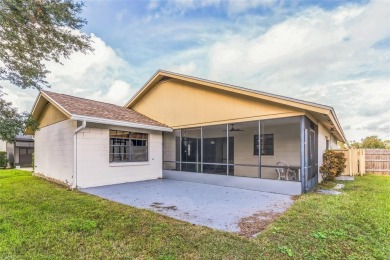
361;149;366;175
349;149;353;176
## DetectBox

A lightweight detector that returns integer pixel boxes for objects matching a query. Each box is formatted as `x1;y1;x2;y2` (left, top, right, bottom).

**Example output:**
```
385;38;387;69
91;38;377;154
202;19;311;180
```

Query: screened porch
163;116;306;183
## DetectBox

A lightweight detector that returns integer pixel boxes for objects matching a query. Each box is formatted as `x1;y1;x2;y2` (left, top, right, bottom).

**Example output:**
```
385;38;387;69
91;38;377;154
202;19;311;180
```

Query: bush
0;151;8;169
320;150;346;181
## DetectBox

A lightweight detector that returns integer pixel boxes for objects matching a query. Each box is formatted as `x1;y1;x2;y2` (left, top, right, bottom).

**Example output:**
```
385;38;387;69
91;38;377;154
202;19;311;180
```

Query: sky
2;0;390;142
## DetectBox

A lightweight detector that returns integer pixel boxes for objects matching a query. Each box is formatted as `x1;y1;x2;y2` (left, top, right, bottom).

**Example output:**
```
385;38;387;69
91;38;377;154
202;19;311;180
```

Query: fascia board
71;114;173;132
40;91;72;118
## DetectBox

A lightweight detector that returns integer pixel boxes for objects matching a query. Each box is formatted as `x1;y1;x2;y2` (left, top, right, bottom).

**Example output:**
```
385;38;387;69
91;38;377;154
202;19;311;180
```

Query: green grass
0;170;389;259
254;175;390;259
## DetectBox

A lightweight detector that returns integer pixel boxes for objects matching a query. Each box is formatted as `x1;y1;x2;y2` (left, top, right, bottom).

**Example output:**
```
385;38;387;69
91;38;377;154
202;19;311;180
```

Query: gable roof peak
30;90;171;133
126;69;333;111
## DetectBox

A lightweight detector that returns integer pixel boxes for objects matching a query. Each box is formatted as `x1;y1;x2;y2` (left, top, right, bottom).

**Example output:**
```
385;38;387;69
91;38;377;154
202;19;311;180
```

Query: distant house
28;70;346;195
0;135;34;168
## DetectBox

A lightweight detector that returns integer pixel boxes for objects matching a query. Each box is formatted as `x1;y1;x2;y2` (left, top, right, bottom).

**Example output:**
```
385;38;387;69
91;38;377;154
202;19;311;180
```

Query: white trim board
71;114;172;132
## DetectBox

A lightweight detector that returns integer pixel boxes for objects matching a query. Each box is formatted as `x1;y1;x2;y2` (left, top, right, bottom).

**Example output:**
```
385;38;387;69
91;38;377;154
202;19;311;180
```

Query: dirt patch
290;195;300;201
237;211;281;238
150;202;178;211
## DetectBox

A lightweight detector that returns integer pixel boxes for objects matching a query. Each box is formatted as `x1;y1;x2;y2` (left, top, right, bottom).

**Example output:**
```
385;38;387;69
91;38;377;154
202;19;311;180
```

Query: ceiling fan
228;124;244;132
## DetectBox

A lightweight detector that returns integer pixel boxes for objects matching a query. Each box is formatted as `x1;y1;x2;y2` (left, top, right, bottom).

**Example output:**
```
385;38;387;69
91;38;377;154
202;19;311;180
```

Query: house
0;135;34;168
28;70;346;195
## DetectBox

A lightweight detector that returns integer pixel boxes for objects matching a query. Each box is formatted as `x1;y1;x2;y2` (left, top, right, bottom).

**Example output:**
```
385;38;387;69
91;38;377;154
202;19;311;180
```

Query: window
109;130;148;162
254;134;274;156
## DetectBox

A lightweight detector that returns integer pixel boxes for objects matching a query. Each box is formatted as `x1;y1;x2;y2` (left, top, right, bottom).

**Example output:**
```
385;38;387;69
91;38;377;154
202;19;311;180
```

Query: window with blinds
109;130;148;162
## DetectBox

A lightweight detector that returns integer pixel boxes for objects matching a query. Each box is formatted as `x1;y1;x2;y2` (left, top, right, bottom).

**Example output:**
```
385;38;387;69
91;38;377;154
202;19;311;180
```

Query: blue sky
3;0;389;141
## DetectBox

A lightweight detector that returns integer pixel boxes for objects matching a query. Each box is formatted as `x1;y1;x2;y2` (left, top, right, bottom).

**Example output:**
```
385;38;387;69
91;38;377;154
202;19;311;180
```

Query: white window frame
109;130;149;163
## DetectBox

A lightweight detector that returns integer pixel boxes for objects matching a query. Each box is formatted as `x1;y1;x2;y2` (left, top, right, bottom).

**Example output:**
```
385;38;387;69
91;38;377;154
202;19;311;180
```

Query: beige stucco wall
34;119;76;185
76;125;163;188
231;123;300;179
38;103;68;128
133;79;304;129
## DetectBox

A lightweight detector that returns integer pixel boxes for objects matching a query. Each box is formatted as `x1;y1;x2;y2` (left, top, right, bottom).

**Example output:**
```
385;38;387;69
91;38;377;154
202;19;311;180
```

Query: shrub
320;150;346;181
0;151;8;169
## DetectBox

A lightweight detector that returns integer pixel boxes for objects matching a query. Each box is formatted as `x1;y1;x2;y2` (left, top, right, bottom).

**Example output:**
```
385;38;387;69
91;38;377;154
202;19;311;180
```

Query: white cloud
89;80;137;105
169;61;198;75
117;0;390;141
227;0;277;14
1;86;38;113
147;0;159;10
149;0;277;15
2;33;136;111
2;0;389;143
44;33;137;104
300;78;390;139
115;8;129;23
248;8;350;65
204;0;390;140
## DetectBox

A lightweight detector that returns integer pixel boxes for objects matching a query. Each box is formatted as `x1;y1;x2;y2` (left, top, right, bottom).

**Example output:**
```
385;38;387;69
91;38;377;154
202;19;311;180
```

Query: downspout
72;121;86;189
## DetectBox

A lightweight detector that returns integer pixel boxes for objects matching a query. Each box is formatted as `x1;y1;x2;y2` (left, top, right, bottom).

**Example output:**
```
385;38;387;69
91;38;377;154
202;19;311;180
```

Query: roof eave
71;114;172;132
40;91;72;118
329;109;347;143
124;70;163;108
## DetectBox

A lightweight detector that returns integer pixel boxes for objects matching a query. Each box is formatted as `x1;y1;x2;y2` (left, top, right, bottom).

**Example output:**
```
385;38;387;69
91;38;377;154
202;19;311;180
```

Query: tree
0;0;93;141
349;136;387;149
360;136;386;149
337;141;347;149
349;141;361;149
0;93;39;142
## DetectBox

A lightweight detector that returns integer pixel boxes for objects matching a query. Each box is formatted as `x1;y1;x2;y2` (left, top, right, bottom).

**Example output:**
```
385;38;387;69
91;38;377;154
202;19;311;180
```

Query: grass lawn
0;170;389;259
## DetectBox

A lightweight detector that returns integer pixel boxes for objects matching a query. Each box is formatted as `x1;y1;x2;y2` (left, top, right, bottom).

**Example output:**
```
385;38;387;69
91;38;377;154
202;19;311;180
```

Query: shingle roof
42;90;168;129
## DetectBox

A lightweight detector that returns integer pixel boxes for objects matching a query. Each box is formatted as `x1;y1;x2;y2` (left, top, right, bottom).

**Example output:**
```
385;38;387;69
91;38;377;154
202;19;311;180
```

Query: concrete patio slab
336;176;354;181
81;179;294;232
317;189;342;195
334;184;345;190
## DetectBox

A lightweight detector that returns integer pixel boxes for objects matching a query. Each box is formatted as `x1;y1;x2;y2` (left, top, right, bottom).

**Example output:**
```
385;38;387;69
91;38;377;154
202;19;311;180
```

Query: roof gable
131;77;303;128
126;70;332;113
38;102;68;128
29;91;171;133
126;70;346;142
